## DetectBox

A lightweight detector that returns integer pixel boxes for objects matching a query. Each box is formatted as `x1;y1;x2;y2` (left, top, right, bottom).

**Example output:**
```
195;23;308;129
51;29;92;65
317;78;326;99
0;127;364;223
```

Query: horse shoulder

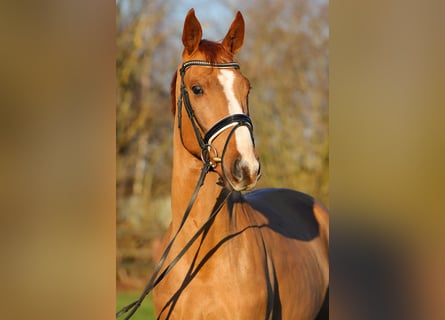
313;200;329;251
243;188;329;319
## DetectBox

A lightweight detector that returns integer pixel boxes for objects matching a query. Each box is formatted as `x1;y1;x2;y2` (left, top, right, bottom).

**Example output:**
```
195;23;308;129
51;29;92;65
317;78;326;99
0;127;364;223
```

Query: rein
116;162;230;319
116;60;252;319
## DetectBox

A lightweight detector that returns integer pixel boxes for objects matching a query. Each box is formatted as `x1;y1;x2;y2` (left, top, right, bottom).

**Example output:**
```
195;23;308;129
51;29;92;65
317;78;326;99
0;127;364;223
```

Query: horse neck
170;129;226;233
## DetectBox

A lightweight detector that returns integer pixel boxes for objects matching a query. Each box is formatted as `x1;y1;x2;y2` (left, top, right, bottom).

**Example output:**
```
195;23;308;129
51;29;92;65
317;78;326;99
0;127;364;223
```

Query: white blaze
217;69;259;175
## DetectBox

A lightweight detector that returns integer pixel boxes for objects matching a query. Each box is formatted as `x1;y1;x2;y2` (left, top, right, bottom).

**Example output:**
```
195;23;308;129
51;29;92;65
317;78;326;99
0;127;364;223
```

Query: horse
152;9;329;320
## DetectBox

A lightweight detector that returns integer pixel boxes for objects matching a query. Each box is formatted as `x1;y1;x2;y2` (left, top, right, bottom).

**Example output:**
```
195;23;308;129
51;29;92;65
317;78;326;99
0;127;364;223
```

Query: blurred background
2;0;444;318
116;0;328;295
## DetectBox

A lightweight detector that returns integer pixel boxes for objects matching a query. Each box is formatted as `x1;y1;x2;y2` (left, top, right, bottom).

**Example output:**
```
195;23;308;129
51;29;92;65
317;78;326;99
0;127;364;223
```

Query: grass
116;291;156;320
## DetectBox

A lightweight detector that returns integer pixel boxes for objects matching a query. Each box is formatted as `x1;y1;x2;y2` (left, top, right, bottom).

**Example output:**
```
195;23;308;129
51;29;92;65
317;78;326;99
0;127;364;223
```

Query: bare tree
117;0;175;223
116;0;177;286
229;0;329;205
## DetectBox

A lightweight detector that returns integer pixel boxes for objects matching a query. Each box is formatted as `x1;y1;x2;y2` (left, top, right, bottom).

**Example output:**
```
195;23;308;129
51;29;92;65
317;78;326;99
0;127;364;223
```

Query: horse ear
222;11;245;55
182;9;202;55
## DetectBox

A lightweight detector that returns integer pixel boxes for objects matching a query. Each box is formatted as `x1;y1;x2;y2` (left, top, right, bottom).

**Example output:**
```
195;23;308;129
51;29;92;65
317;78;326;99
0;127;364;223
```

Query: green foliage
116;292;155;320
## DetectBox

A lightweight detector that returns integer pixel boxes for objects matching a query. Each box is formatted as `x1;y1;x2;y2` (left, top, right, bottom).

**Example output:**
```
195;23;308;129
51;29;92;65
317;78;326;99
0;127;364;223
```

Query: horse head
172;9;260;191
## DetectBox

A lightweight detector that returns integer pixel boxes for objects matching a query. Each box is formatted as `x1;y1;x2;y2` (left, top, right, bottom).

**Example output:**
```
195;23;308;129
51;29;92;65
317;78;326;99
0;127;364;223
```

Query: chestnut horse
151;9;329;320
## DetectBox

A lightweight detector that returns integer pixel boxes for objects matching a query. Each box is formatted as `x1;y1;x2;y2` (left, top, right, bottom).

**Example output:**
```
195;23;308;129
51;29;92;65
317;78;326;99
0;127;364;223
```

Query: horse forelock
171;39;235;115
198;39;234;63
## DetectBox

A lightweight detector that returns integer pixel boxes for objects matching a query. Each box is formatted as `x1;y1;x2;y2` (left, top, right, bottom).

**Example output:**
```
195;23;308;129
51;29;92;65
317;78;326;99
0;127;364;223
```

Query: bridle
116;61;255;319
177;60;254;169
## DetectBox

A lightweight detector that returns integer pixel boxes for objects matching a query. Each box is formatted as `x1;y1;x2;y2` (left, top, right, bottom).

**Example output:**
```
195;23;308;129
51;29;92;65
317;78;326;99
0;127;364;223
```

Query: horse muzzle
227;155;261;191
201;113;260;191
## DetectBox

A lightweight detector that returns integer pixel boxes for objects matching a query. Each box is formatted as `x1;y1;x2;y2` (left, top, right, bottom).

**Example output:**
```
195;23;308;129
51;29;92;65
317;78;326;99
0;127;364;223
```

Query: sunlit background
116;0;329;300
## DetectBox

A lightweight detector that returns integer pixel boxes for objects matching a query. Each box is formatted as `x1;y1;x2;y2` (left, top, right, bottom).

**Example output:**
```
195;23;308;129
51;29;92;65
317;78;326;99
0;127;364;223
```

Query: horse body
152;9;329;320
154;173;329;319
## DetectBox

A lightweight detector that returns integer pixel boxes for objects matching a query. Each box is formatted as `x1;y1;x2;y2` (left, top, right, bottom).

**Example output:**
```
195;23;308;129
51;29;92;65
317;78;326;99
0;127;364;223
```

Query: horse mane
170;72;178;115
170;39;235;115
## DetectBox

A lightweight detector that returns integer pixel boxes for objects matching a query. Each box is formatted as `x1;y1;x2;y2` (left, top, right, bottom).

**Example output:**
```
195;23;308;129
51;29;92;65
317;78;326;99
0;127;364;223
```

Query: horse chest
154;232;271;319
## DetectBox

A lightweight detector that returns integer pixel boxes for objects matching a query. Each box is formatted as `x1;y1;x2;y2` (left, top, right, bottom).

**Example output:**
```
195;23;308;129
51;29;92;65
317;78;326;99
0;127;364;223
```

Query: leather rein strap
116;163;231;319
116;60;250;319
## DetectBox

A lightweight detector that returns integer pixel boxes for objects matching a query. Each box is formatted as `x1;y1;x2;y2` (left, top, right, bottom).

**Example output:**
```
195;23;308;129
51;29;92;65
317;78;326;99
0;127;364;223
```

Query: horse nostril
231;158;244;182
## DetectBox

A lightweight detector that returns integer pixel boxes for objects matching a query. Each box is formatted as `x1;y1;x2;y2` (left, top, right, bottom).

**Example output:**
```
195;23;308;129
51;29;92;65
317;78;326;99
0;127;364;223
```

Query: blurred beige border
0;1;116;319
331;0;445;318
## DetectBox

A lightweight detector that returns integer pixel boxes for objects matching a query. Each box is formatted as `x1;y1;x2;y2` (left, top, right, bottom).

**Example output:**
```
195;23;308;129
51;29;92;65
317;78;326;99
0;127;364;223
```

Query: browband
180;60;240;76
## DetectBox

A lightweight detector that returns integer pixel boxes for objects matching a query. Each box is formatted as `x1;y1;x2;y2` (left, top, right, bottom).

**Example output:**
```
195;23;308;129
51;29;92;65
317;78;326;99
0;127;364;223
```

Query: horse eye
191;85;204;95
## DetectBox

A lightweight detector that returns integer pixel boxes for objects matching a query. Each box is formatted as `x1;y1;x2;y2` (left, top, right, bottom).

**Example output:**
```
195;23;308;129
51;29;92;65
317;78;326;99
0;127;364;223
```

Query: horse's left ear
182;9;202;55
222;11;245;55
